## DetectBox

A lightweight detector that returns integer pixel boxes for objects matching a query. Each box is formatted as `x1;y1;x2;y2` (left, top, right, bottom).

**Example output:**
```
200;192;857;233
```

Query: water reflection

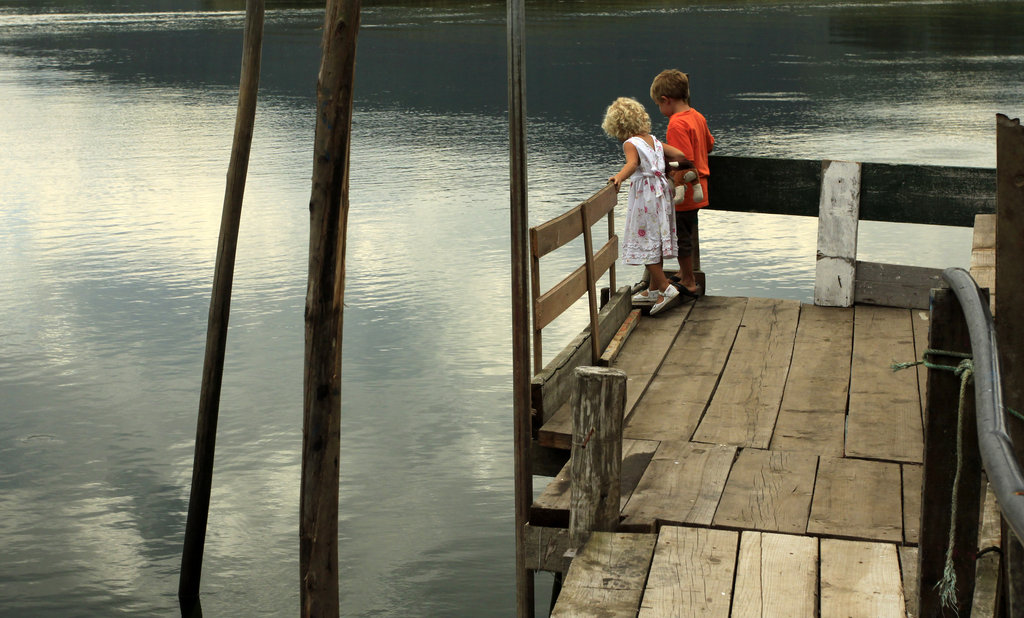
0;1;1019;615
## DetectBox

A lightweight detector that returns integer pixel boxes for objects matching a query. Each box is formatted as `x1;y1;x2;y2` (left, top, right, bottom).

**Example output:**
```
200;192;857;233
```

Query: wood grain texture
638;526;739;617
693;298;800;448
902;464;922;545
854;261;945;310
624;296;746;442
732;531;818;617
551;531;657;617
971;213;996;315
770;304;852;456
713;448;819;535
808;456;903;542
531;439;660;528
815;159;861;307
820;539;906;618
900;546;919;618
620;441;736;531
846;305;923;462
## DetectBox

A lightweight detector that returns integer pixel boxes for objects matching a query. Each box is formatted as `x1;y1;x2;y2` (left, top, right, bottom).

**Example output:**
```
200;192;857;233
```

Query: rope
893;349;974;614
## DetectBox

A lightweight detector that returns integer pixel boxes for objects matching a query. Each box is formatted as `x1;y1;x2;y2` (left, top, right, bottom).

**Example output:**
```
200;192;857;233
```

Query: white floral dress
621;136;677;265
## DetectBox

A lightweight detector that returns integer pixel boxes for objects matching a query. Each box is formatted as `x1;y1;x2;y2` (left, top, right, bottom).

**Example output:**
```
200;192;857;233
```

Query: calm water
1;0;1021;615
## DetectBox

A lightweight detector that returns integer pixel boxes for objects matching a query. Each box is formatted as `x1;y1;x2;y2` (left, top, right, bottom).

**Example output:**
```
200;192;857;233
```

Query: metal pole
507;0;534;614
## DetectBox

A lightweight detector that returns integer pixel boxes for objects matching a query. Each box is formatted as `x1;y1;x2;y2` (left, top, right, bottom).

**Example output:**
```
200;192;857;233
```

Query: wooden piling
300;1;361;616
917;288;983;616
178;1;264;611
996;112;1024;616
568;366;626;548
507;0;533;615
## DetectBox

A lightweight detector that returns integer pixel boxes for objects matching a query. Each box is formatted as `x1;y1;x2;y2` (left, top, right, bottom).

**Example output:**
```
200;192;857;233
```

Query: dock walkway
535;296;931;616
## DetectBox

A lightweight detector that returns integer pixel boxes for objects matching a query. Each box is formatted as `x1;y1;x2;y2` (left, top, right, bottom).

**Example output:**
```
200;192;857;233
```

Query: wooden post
814;160;861;307
178;1;264;612
580;210;601;364
568;366;625;548
507;0;534;615
300;1;360;616
996;112;1024;615
918;288;983;617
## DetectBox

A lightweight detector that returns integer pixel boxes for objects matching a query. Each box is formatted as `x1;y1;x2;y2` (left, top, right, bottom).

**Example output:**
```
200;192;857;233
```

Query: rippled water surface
1;0;1022;615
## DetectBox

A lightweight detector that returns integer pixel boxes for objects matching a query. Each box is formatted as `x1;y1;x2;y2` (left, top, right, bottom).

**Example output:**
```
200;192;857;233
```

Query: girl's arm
663;143;694;170
609;141;640;191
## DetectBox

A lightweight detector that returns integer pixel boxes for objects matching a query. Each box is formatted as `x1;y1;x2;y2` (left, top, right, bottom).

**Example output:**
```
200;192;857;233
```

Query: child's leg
646;261;672;293
674;210;699;293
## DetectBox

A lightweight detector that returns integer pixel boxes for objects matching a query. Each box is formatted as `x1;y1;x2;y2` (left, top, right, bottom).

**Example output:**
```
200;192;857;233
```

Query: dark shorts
675;209;699;256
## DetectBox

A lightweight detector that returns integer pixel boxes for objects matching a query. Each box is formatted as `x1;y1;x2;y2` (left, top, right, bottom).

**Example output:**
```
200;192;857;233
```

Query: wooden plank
522;524;573;574
846;305;923;463
973;482;1002;618
580;183;618;226
624;296;747;442
638;526;739;617
808;456;903;542
532;286;632;428
820;539;906;618
971;213;996;315
534;262;589;331
708;155;995;226
551;531;657;617
732;532;818;617
903;464;922;545
599;308;641;366
854;261;945;310
531;204;583;258
692;298;800;448
532;439;659;527
538;299;690;449
918;288;983;617
770;304;853;456
911;308;930;424
815;159;861;307
712;448;818;535
620;441;736;531
900;546;919;618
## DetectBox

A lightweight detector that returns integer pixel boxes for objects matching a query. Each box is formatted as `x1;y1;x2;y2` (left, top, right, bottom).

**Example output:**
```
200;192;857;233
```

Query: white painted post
814;160;862;307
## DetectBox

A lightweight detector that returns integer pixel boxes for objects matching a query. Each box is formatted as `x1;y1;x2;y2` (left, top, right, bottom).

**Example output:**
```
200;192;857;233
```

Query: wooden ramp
538;294;931;616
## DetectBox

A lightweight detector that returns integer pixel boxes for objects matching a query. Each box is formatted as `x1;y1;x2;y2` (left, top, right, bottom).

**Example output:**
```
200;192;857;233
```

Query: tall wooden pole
300;1;361;616
179;1;264;612
996;113;1024;615
507;0;534;615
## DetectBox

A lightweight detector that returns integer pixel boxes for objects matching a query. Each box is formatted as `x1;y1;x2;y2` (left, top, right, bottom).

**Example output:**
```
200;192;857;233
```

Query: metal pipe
942;267;1024;541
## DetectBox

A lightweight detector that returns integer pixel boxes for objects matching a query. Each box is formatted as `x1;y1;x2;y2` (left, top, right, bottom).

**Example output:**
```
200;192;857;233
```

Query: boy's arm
663;143;694;181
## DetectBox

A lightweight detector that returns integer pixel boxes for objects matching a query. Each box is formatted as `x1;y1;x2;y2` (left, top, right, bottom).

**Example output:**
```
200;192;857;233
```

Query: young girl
602;97;693;315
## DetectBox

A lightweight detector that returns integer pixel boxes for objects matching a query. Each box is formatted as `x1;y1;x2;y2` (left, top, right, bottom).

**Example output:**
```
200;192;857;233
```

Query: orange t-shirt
666;108;714;211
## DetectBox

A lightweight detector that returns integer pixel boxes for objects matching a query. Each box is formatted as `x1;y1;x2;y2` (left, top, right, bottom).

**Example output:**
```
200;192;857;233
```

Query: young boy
650;69;714;296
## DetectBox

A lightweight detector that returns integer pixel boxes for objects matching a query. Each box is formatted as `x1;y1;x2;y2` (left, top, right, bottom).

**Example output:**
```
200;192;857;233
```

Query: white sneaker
649;285;680;316
632;289;657;304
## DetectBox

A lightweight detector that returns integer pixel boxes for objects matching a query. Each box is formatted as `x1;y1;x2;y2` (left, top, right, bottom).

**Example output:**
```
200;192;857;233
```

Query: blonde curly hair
601;97;651;141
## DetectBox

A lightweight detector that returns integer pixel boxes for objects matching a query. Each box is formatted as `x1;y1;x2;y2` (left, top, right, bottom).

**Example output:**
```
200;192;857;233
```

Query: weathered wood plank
846;305;923;463
820;539;906;618
537;298;687;449
900;546;920;618
599;308;641;366
854;261;945;310
808;456;903;542
531;439;660;528
713;449;818;535
692;298;800;448
522;524;573;574
732;531;818;617
903;464;922;545
708;155;995;226
770;304;852;456
624;296;747;442
971;213;996;315
815;160;861;307
911;308;930;424
551;531;657;617
620;441;736;531
638;526;739;617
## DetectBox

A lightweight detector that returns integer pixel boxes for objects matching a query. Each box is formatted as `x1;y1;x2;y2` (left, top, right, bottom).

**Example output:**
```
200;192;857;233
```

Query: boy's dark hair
650;69;690;104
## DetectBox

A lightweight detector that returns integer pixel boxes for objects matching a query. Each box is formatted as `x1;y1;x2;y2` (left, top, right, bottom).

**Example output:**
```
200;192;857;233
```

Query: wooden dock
532;296;929;615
